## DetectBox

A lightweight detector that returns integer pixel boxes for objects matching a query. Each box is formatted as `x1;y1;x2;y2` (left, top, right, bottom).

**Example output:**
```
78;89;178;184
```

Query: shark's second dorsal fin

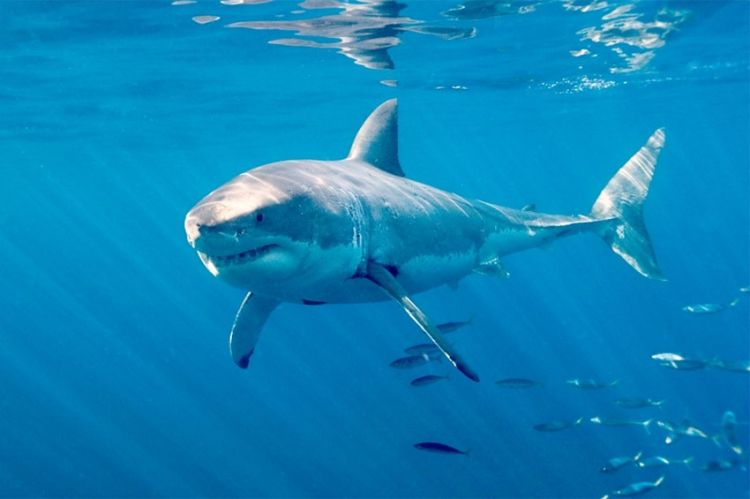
347;99;404;177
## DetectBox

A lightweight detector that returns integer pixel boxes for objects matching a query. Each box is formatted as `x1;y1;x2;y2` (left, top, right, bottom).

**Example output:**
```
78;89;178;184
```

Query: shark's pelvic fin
591;129;666;280
365;261;480;382
229;292;279;368
347;99;405;177
474;256;510;278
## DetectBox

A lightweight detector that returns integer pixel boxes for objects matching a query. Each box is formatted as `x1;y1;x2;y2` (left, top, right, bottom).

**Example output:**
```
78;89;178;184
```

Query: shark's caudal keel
185;99;666;382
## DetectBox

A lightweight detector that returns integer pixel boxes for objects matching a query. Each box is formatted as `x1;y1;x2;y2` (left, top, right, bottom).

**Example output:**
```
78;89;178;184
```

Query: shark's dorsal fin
229;292;279;368
347;99;404;177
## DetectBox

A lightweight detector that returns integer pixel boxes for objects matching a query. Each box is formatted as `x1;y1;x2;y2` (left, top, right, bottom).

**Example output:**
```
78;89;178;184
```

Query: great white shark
185;99;665;382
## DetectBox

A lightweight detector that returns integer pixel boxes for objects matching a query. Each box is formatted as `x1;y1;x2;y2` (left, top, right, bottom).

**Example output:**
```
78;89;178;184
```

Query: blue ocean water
1;0;748;497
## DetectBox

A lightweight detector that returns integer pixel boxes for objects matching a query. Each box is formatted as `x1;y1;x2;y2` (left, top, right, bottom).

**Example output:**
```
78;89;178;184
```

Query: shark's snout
185;215;244;255
184;215;202;248
185;198;241;246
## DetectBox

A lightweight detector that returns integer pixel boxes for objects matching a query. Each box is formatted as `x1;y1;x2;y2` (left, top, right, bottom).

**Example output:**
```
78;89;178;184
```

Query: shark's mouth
203;244;280;267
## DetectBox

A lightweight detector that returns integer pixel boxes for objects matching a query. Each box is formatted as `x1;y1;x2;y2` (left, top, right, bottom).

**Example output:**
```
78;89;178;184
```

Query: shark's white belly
288;249;478;304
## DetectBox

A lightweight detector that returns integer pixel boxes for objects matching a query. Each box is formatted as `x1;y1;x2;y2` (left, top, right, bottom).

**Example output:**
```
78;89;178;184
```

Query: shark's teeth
208;244;277;266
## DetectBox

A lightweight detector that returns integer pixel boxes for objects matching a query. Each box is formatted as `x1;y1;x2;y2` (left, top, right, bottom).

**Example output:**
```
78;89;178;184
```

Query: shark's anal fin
229;292;279;369
365;262;480;382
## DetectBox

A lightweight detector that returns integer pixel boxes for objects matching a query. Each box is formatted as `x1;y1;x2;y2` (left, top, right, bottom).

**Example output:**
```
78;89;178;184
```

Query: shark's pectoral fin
365;262;480;382
474;256;510;279
229;292;279;369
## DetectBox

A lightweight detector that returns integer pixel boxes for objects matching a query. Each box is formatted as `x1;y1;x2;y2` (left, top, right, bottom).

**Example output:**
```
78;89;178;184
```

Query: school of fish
403;286;748;498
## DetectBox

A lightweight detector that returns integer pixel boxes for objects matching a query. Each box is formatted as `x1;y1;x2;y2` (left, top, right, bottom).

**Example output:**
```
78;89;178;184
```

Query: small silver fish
651;352;684;362
658;358;707;371
702;458;742;472
436;318;473;334
718;411;743;455
636;456;693;468
682;298;739;314
682;303;723;314
590;417;654;431
495;378;541;389
712;359;750;373
739;286;749;294
600;451;642;473
390;353;434;369
567;378;618;389
413;441;468;455
533;418;584;432
656;420;708;444
601;476;664;499
404;343;440;355
403;320;473;354
410;374;448;387
652;353;709;370
614;398;664;409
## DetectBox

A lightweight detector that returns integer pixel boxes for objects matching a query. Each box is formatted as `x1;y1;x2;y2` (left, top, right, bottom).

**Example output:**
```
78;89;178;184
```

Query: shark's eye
256;213;264;223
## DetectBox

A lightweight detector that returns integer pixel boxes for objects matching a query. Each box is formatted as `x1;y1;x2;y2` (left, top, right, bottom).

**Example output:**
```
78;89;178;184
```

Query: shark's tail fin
591;129;666;280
